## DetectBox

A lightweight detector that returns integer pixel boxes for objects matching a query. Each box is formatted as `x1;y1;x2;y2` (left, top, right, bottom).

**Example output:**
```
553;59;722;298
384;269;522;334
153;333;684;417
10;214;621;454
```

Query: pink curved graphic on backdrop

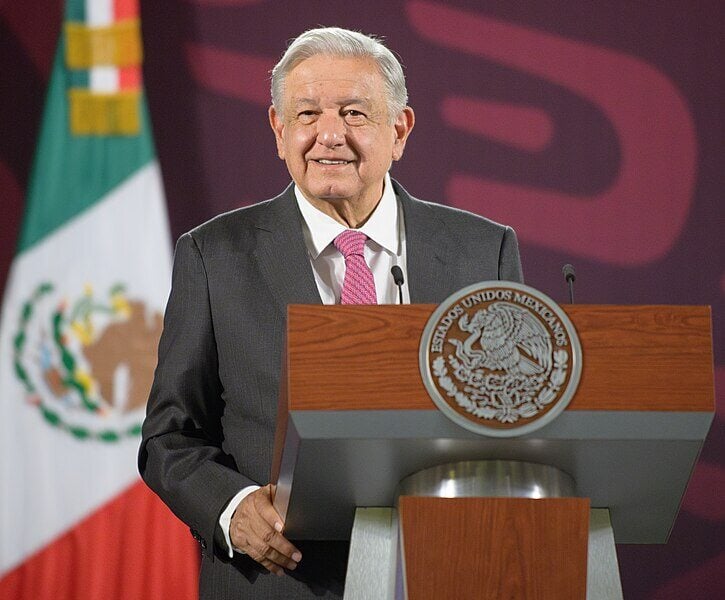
184;42;273;106
441;97;553;152
407;0;697;266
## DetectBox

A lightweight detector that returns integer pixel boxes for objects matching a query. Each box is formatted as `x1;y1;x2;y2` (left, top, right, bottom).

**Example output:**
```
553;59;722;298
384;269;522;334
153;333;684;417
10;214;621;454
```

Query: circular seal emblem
12;282;162;442
419;282;582;437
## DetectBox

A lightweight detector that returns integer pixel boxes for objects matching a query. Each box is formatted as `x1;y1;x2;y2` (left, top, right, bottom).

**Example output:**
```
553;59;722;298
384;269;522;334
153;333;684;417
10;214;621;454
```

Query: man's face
269;54;414;217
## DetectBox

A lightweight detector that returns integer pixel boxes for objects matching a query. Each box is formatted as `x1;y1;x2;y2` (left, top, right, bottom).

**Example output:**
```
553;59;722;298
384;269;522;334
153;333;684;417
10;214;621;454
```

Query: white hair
271;27;408;122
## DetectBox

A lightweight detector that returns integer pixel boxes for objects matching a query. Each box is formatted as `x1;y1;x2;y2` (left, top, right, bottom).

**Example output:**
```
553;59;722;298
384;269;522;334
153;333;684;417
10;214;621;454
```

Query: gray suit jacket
139;180;523;599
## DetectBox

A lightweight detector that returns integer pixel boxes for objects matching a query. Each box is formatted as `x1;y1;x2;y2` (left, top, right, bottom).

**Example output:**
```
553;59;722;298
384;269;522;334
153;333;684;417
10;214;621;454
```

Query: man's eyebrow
292;97;371;108
338;97;370;107
293;98;318;107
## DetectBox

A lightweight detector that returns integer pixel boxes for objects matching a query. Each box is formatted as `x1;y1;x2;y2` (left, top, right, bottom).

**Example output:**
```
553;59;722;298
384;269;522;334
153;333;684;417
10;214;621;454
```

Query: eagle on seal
450;302;552;376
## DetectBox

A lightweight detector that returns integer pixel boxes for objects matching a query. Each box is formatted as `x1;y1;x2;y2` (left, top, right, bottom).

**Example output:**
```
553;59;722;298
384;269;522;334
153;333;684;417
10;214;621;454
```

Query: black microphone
562;264;576;304
391;266;405;305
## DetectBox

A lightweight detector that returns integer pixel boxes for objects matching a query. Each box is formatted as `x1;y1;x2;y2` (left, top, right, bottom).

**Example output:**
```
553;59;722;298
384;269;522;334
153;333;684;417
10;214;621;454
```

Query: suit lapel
395;181;457;304
252;185;322;313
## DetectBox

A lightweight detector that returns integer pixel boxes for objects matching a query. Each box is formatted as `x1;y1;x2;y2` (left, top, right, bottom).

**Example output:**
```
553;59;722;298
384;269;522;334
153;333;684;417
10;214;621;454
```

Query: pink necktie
333;230;377;304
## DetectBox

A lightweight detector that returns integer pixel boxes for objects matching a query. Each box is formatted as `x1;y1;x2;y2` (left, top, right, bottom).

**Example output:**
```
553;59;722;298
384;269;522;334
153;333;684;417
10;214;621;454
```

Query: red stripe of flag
119;67;141;90
115;0;141;89
114;0;138;20
0;481;199;599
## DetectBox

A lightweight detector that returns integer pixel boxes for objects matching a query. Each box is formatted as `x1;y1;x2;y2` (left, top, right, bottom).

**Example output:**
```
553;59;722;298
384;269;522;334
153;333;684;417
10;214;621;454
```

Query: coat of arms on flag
13;281;162;441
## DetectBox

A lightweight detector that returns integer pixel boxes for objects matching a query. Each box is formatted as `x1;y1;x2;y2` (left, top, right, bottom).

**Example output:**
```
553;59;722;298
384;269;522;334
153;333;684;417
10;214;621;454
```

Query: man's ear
391;106;415;162
269;105;286;160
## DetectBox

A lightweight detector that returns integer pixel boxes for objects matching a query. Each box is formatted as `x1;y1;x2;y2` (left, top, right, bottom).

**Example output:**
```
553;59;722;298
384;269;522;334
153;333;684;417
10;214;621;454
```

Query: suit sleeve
138;233;254;561
498;226;524;283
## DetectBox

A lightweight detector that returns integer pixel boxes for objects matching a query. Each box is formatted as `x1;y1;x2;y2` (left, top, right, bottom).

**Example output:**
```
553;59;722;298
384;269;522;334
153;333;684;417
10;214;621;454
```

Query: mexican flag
0;1;198;597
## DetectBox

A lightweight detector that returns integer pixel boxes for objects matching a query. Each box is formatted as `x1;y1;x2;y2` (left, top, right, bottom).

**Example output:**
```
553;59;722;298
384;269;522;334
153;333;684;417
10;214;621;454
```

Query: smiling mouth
313;159;352;165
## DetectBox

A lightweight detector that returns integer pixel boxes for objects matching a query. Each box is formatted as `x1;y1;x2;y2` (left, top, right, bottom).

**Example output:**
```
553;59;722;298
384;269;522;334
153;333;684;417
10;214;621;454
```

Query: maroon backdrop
2;1;723;597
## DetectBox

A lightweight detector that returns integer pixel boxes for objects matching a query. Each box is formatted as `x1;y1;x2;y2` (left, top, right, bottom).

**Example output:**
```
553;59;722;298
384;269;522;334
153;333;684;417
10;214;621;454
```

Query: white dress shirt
295;172;409;305
219;173;409;556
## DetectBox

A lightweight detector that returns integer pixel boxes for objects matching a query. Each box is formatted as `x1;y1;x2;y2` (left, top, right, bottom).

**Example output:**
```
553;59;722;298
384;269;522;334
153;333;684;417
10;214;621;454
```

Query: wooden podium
271;304;714;599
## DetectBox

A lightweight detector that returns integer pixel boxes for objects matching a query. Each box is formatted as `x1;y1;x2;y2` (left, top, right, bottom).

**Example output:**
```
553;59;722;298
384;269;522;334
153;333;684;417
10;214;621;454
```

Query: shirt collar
294;172;399;259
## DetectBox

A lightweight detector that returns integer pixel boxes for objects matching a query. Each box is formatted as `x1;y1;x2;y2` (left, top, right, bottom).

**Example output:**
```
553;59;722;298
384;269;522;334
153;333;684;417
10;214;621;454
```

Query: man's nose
316;113;346;148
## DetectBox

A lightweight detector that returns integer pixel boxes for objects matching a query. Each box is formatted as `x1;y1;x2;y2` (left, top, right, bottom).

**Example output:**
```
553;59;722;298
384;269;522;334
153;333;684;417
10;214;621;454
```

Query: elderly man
139;27;522;599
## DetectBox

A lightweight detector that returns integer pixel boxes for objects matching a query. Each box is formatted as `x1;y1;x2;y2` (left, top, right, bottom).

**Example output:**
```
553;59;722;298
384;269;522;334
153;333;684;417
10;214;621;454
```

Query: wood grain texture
565;305;713;411
285;304;714;412
398;496;589;600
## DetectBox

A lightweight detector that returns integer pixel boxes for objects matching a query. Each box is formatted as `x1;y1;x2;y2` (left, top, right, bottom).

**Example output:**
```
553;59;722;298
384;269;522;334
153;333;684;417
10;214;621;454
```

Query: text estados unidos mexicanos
429;289;568;354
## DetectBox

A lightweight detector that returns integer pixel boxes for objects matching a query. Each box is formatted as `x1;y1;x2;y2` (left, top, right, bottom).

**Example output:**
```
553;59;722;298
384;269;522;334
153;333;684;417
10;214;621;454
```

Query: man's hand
229;484;301;576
